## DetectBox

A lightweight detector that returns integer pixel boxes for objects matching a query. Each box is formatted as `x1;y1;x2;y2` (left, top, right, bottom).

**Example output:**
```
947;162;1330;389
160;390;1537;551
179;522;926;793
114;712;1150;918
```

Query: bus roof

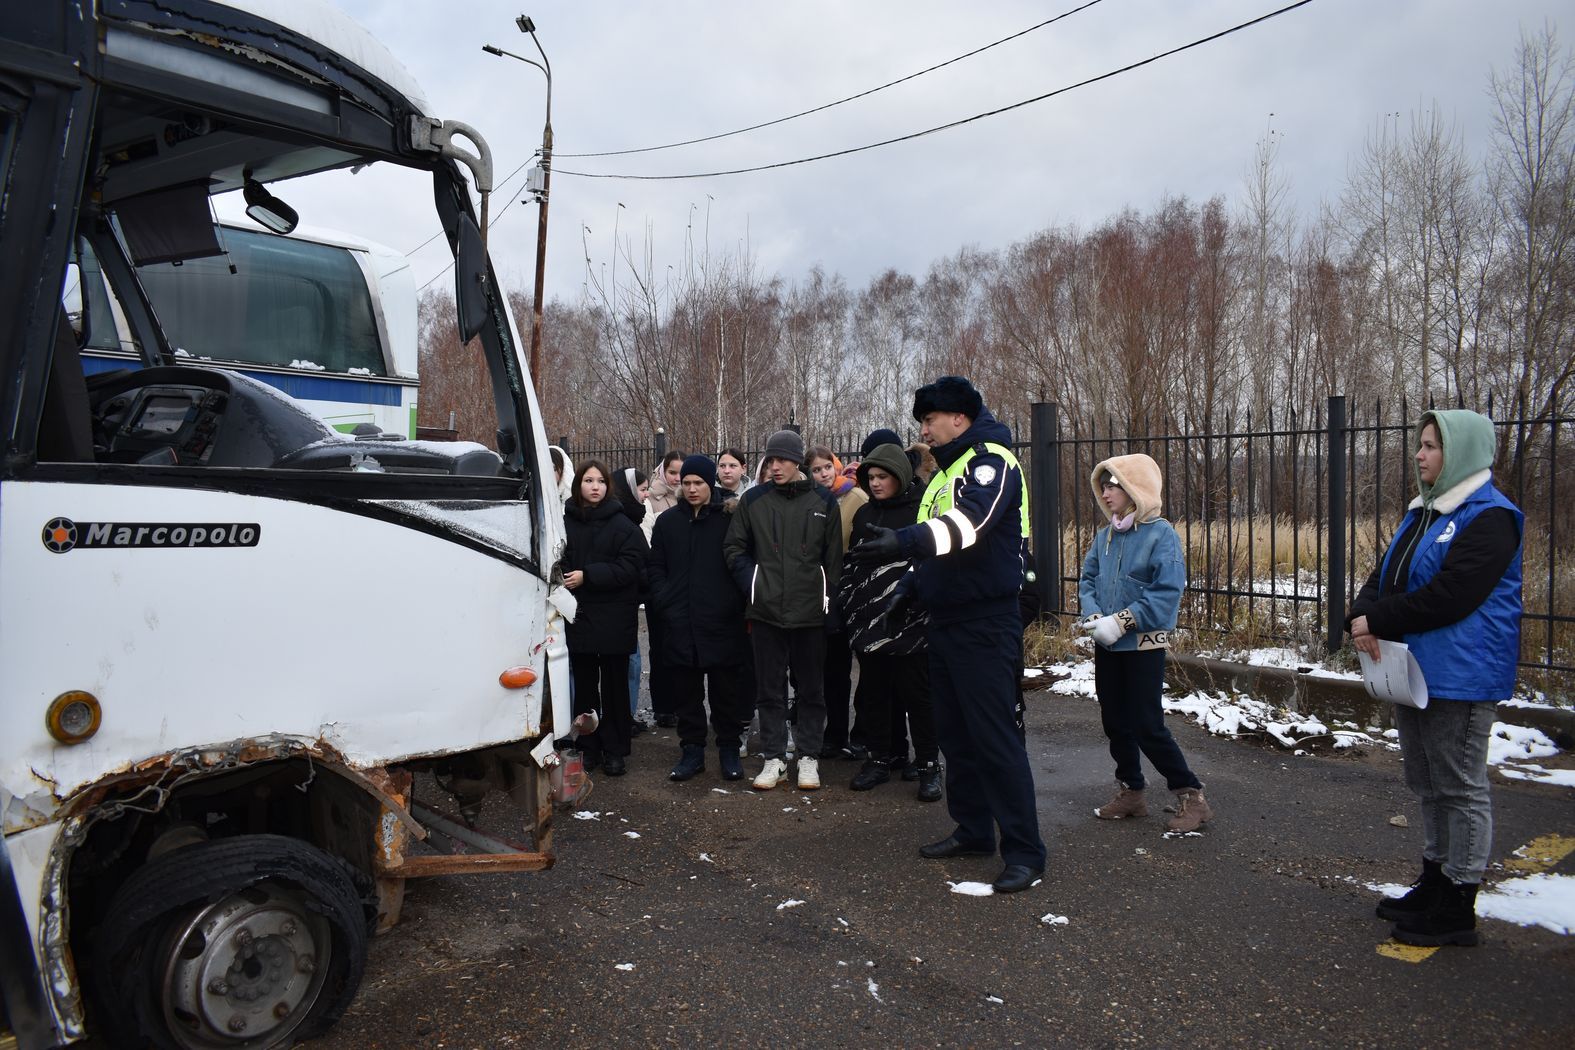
202;0;431;115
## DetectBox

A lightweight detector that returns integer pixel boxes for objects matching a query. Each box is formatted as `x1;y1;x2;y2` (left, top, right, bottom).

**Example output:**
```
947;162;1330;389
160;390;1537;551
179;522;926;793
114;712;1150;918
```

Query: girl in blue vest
1078;454;1212;832
1348;409;1522;948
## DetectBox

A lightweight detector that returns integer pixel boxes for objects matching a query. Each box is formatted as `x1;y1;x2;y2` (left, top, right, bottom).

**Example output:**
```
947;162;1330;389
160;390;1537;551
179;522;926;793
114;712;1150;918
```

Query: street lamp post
483;15;551;392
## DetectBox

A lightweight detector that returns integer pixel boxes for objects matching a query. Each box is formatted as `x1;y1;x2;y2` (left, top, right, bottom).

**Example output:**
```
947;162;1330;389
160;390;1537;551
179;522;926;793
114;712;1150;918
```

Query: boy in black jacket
724;430;843;791
649;456;749;782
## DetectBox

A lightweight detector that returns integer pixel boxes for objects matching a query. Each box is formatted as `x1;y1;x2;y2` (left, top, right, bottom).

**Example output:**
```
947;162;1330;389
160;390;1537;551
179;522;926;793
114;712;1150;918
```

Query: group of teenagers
549;425;946;798
553;376;1524;946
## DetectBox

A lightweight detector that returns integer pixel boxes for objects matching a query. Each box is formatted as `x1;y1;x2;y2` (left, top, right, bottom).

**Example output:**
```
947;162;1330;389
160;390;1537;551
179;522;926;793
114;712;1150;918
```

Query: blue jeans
1394;699;1494;884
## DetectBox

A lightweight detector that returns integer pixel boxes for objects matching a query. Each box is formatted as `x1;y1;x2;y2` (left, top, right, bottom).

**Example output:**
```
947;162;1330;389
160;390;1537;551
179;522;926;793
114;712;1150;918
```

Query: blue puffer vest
1379;481;1523;701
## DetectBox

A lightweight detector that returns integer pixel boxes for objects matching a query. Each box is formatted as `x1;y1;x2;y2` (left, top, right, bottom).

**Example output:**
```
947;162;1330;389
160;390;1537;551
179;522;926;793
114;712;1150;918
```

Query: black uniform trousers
672;664;747;750
928;611;1046;869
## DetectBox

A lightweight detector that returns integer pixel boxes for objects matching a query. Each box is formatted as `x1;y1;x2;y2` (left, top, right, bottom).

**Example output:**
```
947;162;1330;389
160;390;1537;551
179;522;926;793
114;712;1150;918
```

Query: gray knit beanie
762;429;805;466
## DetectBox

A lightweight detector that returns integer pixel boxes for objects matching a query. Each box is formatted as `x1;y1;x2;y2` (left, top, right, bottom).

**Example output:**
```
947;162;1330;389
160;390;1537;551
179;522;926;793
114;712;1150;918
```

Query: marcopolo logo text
42;517;261;553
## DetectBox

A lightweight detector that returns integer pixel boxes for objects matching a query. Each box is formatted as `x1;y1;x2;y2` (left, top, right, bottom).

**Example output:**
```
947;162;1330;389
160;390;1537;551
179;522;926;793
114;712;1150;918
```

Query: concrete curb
1162;653;1575;749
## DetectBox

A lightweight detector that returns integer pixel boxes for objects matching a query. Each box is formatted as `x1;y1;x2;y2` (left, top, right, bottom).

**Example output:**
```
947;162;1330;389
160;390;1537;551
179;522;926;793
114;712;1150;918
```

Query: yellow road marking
1377;942;1439;963
1502;834;1575;875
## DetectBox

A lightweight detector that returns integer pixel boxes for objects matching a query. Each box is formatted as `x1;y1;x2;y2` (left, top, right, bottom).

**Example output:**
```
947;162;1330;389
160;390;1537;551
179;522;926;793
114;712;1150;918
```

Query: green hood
857;443;913;493
1418;409;1496;503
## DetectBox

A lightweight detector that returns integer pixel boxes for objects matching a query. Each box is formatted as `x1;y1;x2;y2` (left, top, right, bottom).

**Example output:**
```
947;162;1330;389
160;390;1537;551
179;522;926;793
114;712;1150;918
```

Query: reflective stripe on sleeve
925;517;953;556
942;507;979;549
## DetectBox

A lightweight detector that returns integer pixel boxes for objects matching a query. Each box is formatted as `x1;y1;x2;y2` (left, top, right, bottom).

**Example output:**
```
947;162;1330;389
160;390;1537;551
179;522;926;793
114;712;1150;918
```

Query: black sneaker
718;746;744;781
915;761;943;803
899;760;919;782
838;743;869;762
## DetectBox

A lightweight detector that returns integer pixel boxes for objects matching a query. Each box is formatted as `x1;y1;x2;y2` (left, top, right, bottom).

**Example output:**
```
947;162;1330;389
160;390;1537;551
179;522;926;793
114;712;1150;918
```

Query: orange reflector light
498;666;538;689
47;690;102;745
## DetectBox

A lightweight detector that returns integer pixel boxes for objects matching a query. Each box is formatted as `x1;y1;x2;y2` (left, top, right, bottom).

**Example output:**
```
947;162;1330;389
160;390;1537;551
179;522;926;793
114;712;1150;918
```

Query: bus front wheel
93;834;371;1049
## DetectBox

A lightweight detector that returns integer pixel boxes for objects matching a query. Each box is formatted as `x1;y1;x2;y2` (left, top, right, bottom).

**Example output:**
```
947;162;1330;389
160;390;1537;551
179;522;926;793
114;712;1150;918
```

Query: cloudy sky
308;0;1565;305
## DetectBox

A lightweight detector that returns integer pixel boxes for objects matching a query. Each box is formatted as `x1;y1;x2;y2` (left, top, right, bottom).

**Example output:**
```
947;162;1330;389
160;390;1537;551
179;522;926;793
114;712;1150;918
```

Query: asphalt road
311;687;1575;1049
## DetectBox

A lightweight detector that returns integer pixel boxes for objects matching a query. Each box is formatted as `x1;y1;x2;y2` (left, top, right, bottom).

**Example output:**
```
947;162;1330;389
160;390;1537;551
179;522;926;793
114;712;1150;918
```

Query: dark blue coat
649;493;747;668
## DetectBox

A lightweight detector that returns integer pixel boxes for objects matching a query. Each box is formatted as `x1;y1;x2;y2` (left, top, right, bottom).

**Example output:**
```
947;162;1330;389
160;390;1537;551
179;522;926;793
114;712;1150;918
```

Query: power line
415;188;534;293
558;0;1316;182
556;0;1106;160
404;153;538;257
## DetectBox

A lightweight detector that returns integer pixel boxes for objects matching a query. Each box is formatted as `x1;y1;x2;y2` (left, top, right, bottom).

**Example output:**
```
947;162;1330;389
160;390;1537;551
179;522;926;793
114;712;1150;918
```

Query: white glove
1084;614;1126;647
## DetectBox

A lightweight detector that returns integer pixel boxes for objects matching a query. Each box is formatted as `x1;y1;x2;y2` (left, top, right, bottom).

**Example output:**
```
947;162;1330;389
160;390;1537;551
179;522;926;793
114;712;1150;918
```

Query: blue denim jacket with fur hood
1077;454;1186;651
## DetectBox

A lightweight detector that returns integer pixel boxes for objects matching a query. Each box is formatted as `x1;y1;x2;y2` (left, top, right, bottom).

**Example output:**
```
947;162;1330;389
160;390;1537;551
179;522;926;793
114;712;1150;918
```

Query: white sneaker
797;756;821;791
753;758;788;791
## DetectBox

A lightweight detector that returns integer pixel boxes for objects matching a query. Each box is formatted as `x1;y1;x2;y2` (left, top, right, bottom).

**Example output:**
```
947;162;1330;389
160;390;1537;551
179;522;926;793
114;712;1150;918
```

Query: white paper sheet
1357;639;1429;709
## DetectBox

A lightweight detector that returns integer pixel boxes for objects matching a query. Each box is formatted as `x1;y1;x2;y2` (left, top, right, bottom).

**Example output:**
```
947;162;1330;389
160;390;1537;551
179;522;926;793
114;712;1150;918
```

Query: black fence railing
1039;396;1572;697
553;396;1571;698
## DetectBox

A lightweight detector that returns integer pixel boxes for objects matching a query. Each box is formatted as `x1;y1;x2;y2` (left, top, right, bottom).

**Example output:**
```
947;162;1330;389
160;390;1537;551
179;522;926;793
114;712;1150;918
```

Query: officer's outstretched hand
850;525;900;565
877;589;914;636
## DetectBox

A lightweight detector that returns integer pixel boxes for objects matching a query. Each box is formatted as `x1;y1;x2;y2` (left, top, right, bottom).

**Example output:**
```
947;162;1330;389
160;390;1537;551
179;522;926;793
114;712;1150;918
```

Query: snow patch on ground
866;977;883;1002
1036;658;1564;767
572;811;600;820
776;899;806;911
1040;913;1070;926
615;963;635;971
948;881;994;897
1496;764;1575;787
1046;661;1095;698
1477;874;1575;935
1488;722;1559;764
624;831;641;839
1502;692;1574;712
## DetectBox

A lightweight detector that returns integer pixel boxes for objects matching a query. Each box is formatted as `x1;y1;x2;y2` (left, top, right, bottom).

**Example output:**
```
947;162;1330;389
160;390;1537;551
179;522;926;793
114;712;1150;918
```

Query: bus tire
92;833;371;1049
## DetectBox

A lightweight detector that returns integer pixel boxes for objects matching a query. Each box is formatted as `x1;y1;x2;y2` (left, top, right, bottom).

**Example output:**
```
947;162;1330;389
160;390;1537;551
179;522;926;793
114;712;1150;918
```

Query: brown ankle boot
1166;788;1214;832
1094;782;1148;819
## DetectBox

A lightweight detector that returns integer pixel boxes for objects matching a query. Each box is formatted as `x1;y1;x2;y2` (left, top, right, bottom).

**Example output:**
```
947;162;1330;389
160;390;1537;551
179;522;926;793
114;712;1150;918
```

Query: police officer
852;376;1046;893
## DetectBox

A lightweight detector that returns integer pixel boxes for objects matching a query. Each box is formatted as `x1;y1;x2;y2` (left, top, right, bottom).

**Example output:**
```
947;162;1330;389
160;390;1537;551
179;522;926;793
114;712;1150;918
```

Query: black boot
1375;858;1445;921
1392;879;1480;947
668;745;706;782
915;761;943;803
718;745;744;781
850;758;892;791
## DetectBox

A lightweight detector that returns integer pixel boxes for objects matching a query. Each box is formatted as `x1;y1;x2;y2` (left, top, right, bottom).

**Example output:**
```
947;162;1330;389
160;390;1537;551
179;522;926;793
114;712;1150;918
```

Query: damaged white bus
0;2;570;1047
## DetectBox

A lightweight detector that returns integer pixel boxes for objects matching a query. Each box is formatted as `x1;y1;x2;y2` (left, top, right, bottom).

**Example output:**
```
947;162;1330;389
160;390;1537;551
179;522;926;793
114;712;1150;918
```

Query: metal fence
1040;396;1572;697
554;397;1571;697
